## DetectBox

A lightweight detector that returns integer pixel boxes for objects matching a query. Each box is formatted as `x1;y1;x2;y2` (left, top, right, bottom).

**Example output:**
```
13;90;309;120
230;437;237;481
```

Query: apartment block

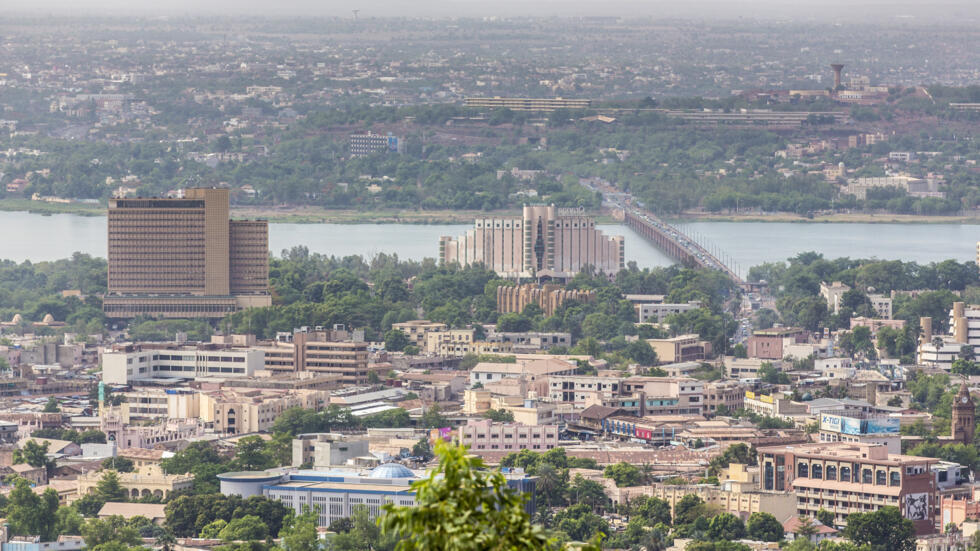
103;188;270;318
440;205;624;279
758;443;937;534
256;328;370;384
391;320;448;349
349;132;400;157
704;380;745;414
458;419;558;453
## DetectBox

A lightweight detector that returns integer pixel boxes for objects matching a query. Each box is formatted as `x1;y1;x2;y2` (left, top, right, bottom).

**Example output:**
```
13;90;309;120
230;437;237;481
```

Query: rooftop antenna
352;9;359;21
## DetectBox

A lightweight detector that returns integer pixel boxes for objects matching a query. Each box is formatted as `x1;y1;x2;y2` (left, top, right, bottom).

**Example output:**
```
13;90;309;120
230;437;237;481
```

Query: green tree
482;409;514;422
218;515;269;542
200;520;228;539
746;512;783;542
706;512;746;541
330;505;395;551
552;503;609;542
378;440;599;550
43;397;60;413
673;494;706;525
411;439;433;462
603;462;643;487
568;475;611;514
278;509;318;551
234;436;275;471
627;495;671;526
843;507;915;551
419;405;448;429
102;457;135;473
816;508;835;528
14;439;56;475
7;478;60;540
81;516;142;548
95;470;128;502
384;329;410;352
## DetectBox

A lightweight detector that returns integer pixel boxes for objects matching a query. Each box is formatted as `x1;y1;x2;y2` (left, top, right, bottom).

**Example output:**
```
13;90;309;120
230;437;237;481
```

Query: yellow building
77;466;193;500
391;320;448;349
200;388;328;434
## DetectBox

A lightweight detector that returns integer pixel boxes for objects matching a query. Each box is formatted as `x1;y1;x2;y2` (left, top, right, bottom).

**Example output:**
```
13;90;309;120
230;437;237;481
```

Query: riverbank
0;198;104;216
674;211;980;224
0;199;617;224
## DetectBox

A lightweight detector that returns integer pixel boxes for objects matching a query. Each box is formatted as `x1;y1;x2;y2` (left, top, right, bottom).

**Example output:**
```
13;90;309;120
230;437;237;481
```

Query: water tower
830;64;844;89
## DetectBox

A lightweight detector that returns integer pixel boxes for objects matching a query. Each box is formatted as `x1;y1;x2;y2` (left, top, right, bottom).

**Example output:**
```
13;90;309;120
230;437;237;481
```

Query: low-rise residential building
457;419;558;453
758;442;937;534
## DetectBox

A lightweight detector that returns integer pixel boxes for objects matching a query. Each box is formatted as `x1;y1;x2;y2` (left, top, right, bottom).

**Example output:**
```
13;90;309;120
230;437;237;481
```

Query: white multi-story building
638;301;701;323
102;344;263;385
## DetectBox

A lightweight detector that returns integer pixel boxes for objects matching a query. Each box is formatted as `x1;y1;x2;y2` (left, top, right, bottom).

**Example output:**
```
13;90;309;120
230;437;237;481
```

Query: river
1;211;977;274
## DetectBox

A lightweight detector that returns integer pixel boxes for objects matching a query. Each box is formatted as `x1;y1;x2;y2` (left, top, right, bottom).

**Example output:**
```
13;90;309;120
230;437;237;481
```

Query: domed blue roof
368;463;415;479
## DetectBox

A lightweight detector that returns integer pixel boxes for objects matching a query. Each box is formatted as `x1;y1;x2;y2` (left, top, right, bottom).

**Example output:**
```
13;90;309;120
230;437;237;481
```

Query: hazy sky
4;0;979;21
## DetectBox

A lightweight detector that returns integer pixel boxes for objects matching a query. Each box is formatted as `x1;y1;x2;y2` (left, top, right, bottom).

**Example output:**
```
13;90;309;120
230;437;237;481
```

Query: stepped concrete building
496;283;595;316
103;188;270;319
440;205;624;279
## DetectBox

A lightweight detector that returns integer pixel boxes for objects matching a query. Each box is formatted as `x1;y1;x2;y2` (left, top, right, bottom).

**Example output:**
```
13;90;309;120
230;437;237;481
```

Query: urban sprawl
3;13;980;551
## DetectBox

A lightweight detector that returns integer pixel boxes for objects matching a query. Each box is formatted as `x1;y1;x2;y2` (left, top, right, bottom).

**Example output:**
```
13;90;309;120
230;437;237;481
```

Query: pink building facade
458;419;558;453
440;205;624;279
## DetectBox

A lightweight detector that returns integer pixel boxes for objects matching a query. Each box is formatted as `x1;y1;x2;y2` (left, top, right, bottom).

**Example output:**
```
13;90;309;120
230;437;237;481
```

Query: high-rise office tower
103;188;271;319
439;205;624;279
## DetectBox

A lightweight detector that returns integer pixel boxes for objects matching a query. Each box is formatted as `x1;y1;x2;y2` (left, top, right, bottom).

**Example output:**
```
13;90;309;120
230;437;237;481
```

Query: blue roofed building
218;463;536;527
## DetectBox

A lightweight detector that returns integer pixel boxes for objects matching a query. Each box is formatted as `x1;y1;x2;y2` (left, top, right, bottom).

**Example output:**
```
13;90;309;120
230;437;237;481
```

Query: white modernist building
102;345;264;385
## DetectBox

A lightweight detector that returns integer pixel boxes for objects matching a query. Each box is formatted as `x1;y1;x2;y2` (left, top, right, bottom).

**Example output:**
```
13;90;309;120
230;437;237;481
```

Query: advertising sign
820;414;842;433
864;418;900;434
841;417;863;435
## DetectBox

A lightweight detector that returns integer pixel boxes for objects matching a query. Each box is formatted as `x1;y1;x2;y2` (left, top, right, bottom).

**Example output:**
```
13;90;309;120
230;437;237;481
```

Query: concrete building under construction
496;283;595;317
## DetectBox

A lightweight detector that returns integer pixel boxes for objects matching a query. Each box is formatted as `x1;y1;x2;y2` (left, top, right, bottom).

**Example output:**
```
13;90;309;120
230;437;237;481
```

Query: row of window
797;462;900;486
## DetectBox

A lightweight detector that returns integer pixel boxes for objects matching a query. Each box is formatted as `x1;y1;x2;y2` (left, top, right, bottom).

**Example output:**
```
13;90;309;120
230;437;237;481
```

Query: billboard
822;414;900;435
865;418;900;434
840;417;863;435
820;414;842;433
